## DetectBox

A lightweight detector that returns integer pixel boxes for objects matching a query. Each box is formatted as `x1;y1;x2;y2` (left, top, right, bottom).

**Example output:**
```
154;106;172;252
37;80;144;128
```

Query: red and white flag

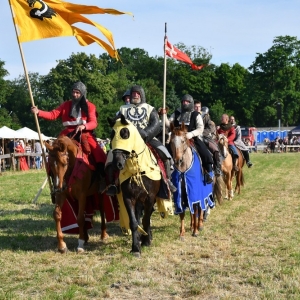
165;40;205;70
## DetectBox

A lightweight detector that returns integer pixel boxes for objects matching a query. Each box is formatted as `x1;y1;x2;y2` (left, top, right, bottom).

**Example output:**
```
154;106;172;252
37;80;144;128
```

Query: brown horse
108;115;163;257
45;136;108;253
217;134;235;200
234;148;245;194
169;122;215;239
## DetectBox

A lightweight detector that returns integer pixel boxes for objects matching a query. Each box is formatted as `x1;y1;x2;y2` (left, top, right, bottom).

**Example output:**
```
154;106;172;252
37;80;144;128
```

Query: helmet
130;85;146;104
181;94;194;112
201;106;209;115
122;89;131;101
72;81;87;98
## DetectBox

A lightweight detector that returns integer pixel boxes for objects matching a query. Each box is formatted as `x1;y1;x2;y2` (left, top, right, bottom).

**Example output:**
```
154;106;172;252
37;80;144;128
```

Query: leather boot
163;159;177;193
213;152;223;177
105;163;118;196
204;164;213;184
233;156;239;172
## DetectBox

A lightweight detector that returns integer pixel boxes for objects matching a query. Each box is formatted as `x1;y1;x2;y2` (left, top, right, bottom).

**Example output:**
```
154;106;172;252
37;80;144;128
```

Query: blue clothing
171;148;214;214
228;144;239;158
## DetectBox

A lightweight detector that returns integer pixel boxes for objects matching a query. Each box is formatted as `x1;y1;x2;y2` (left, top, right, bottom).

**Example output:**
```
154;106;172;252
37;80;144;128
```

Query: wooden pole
162;23;167;146
9;2;53;192
32;177;48;204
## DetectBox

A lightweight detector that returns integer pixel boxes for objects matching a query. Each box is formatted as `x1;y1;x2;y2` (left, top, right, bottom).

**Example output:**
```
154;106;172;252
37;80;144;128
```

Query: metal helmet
72;81;87;98
201;106;209;115
130;85;146;104
122;89;131;101
181;94;194;112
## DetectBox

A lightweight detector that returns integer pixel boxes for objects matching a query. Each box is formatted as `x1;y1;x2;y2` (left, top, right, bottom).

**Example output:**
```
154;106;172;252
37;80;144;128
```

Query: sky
1;0;300;79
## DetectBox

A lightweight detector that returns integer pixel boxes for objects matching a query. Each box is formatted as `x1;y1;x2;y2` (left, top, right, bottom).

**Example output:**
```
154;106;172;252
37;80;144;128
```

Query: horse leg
179;212;185;241
198;209;204;231
123;197;141;257
140;198;154;247
192;204;201;237
53;194;67;254
98;193;109;240
76;194;87;253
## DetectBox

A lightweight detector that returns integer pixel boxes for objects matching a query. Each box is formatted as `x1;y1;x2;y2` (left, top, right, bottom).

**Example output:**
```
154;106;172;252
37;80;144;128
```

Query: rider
105;84;177;196
217;114;239;172
229;115;253;168
122;89;131;105
31;81;106;177
197;103;222;176
163;94;214;184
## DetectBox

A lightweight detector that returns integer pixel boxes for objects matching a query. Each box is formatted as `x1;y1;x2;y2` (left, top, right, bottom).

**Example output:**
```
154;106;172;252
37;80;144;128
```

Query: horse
169;122;215;239
107;114;168;257
234;148;245;195
45;136;109;253
217;134;235;200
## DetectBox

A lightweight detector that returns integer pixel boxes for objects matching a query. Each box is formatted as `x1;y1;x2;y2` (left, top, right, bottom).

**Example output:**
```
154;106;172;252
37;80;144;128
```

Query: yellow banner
9;0;133;60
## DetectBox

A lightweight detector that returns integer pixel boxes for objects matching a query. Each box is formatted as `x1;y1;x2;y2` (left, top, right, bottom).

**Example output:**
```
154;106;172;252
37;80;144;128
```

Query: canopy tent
0;126;19;139
289;125;300;135
15;127;53;140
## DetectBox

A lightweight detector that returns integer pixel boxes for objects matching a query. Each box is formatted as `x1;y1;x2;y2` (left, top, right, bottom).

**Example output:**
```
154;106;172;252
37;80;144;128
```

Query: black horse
107;115;165;257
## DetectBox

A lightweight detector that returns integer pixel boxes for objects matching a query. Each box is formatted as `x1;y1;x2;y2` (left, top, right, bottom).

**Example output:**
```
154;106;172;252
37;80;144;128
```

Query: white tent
15;127;53;140
0;126;19;139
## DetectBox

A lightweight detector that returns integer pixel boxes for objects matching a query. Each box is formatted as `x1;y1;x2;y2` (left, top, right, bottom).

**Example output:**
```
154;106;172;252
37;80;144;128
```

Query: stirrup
106;185;118;196
167;179;177;193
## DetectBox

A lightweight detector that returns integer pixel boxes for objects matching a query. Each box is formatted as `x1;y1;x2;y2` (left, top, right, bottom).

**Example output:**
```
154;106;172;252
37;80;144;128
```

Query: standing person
25;142;33;168
15;141;29;171
105;84;177;196
229;116;253;167
162;94;214;184
31;81;106;176
217;114;239;171
34;140;42;169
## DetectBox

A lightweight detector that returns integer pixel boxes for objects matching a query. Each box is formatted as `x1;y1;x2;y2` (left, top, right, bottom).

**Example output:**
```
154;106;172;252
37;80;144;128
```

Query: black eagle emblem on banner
27;0;57;21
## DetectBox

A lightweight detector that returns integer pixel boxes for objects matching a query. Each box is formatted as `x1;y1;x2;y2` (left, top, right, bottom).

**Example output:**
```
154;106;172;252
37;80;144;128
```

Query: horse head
108;114;146;171
46;136;75;191
217;134;229;158
170;122;191;167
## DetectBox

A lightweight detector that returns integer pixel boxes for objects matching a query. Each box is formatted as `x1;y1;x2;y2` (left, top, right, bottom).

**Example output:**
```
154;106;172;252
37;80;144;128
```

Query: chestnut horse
217;134;235;200
169;122;215;239
45;136;108;253
234;148;245;195
108;115;165;257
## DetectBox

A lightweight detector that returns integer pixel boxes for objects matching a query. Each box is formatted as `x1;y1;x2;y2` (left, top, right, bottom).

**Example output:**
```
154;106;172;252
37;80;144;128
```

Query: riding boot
233;156;239;172
163;159;177;193
242;150;253;168
213;151;223;177
204;164;213;184
96;162;106;193
105;163;118;196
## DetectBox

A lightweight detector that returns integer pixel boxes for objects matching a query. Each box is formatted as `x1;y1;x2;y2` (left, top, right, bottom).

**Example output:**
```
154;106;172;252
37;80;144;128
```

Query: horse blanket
171;148;215;214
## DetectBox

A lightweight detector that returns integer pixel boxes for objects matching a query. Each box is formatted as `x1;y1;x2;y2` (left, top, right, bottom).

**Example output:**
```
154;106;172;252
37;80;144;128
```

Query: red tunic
38;100;106;163
217;126;236;146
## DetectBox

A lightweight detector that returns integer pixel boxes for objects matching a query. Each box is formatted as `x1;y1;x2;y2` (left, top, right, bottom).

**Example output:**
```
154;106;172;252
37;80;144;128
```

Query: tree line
1;35;300;139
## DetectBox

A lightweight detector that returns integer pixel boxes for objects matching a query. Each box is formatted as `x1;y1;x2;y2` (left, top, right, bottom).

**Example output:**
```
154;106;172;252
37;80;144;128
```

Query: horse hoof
100;233;110;240
192;233;198;237
131;252;141;258
58;247;68;254
180;236;185;241
199;226;204;231
77;247;85;253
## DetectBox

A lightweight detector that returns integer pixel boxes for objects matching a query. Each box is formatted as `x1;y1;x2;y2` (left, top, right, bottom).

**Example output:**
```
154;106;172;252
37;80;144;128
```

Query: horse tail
213;175;224;205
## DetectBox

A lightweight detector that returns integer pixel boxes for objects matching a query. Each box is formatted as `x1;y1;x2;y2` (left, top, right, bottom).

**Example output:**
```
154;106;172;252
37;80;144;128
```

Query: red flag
165;40;205;70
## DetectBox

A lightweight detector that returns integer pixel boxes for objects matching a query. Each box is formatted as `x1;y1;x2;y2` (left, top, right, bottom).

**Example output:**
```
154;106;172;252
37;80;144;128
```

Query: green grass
0;153;300;299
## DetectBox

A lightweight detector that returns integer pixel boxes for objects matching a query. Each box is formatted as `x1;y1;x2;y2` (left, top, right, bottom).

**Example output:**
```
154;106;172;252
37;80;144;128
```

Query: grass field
0;152;300;299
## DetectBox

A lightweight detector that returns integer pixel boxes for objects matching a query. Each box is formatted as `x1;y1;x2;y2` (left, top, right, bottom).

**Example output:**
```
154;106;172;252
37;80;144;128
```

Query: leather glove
186;132;193;139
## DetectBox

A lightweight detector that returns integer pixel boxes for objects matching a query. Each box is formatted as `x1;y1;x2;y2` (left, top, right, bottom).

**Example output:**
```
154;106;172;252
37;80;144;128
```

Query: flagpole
162;23;167;146
9;1;53;197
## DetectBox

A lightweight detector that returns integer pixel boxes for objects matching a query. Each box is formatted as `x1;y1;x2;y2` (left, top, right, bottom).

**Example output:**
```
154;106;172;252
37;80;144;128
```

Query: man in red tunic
31;81;106;175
